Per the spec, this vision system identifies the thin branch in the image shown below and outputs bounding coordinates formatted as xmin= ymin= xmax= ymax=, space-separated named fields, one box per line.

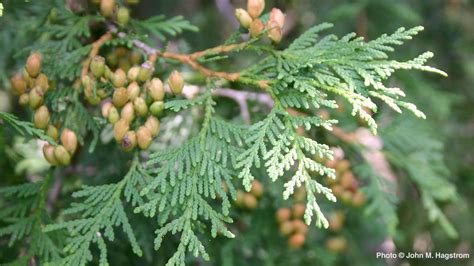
xmin=115 ymin=31 xmax=269 ymax=89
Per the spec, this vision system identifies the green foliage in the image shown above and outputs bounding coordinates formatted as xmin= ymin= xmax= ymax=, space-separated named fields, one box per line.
xmin=0 ymin=172 xmax=63 ymax=264
xmin=130 ymin=16 xmax=198 ymax=41
xmin=381 ymin=116 xmax=458 ymax=238
xmin=0 ymin=112 xmax=54 ymax=144
xmin=44 ymin=157 xmax=145 ymax=266
xmin=0 ymin=1 xmax=461 ymax=265
xmin=137 ymin=88 xmax=238 ymax=265
xmin=355 ymin=163 xmax=399 ymax=236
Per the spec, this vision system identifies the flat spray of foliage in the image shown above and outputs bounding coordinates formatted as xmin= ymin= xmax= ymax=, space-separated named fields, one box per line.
xmin=0 ymin=1 xmax=452 ymax=266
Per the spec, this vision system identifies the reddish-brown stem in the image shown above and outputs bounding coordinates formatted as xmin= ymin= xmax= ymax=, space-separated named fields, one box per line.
xmin=158 ymin=51 xmax=240 ymax=81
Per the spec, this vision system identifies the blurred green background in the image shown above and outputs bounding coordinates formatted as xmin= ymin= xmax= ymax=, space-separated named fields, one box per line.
xmin=0 ymin=0 xmax=473 ymax=265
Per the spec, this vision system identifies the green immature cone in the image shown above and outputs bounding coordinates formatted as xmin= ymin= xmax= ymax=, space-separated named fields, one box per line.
xmin=148 ymin=78 xmax=165 ymax=101
xmin=149 ymin=101 xmax=164 ymax=116
xmin=34 ymin=105 xmax=49 ymax=130
xmin=112 ymin=87 xmax=129 ymax=108
xmin=90 ymin=56 xmax=106 ymax=78
xmin=136 ymin=126 xmax=152 ymax=150
xmin=168 ymin=70 xmax=184 ymax=95
xmin=18 ymin=94 xmax=29 ymax=106
xmin=127 ymin=82 xmax=140 ymax=101
xmin=43 ymin=144 xmax=59 ymax=166
xmin=54 ymin=145 xmax=71 ymax=166
xmin=127 ymin=66 xmax=140 ymax=81
xmin=249 ymin=19 xmax=264 ymax=38
xmin=134 ymin=97 xmax=148 ymax=117
xmin=25 ymin=52 xmax=41 ymax=78
xmin=121 ymin=102 xmax=135 ymax=123
xmin=112 ymin=69 xmax=127 ymax=87
xmin=108 ymin=107 xmax=120 ymax=124
xmin=86 ymin=95 xmax=101 ymax=106
xmin=121 ymin=131 xmax=137 ymax=152
xmin=46 ymin=125 xmax=58 ymax=141
xmin=61 ymin=128 xmax=78 ymax=154
xmin=144 ymin=116 xmax=160 ymax=137
xmin=138 ymin=61 xmax=154 ymax=82
xmin=22 ymin=68 xmax=35 ymax=88
xmin=117 ymin=7 xmax=130 ymax=25
xmin=100 ymin=0 xmax=115 ymax=18
xmin=104 ymin=66 xmax=112 ymax=79
xmin=35 ymin=74 xmax=49 ymax=93
xmin=29 ymin=87 xmax=44 ymax=109
xmin=247 ymin=0 xmax=265 ymax=19
xmin=10 ymin=74 xmax=27 ymax=95
xmin=235 ymin=8 xmax=253 ymax=29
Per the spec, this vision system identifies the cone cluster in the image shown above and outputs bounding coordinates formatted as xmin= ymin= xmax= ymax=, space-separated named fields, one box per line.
xmin=11 ymin=53 xmax=79 ymax=166
xmin=322 ymin=156 xmax=366 ymax=207
xmin=234 ymin=180 xmax=263 ymax=210
xmin=91 ymin=0 xmax=138 ymax=25
xmin=235 ymin=1 xmax=285 ymax=43
xmin=85 ymin=46 xmax=184 ymax=152
xmin=275 ymin=198 xmax=309 ymax=249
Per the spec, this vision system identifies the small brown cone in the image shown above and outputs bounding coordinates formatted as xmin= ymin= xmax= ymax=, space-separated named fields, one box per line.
xmin=26 ymin=52 xmax=41 ymax=78
xmin=279 ymin=221 xmax=295 ymax=236
xmin=29 ymin=87 xmax=44 ymax=109
xmin=250 ymin=180 xmax=263 ymax=198
xmin=292 ymin=203 xmax=305 ymax=219
xmin=100 ymin=0 xmax=116 ymax=17
xmin=61 ymin=128 xmax=78 ymax=154
xmin=275 ymin=208 xmax=291 ymax=224
xmin=127 ymin=66 xmax=140 ymax=81
xmin=144 ymin=116 xmax=160 ymax=137
xmin=133 ymin=97 xmax=148 ymax=117
xmin=112 ymin=69 xmax=127 ymax=87
xmin=43 ymin=144 xmax=59 ymax=165
xmin=112 ymin=87 xmax=129 ymax=108
xmin=137 ymin=126 xmax=152 ymax=150
xmin=127 ymin=82 xmax=140 ymax=101
xmin=249 ymin=19 xmax=264 ymax=38
xmin=46 ymin=125 xmax=59 ymax=141
xmin=148 ymin=78 xmax=165 ymax=101
xmin=288 ymin=233 xmax=305 ymax=249
xmin=247 ymin=0 xmax=265 ymax=19
xmin=10 ymin=74 xmax=27 ymax=95
xmin=101 ymin=102 xmax=114 ymax=118
xmin=168 ymin=70 xmax=184 ymax=95
xmin=54 ymin=145 xmax=71 ymax=166
xmin=35 ymin=74 xmax=50 ymax=93
xmin=121 ymin=102 xmax=135 ymax=123
xmin=114 ymin=119 xmax=129 ymax=142
xmin=243 ymin=193 xmax=257 ymax=210
xmin=121 ymin=131 xmax=137 ymax=152
xmin=33 ymin=105 xmax=49 ymax=130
